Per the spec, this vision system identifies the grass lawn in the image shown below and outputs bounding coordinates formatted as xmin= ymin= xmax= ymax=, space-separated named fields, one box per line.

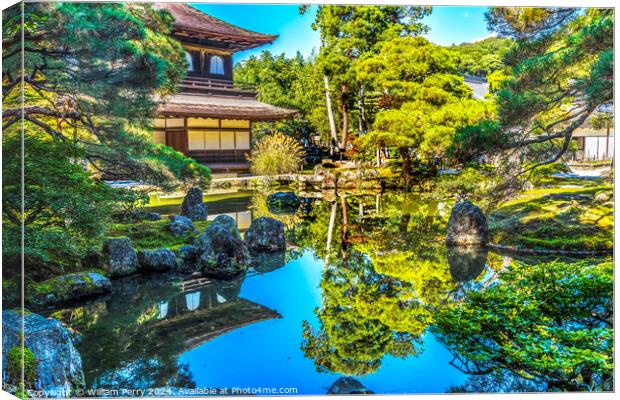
xmin=488 ymin=178 xmax=613 ymax=252
xmin=108 ymin=219 xmax=211 ymax=251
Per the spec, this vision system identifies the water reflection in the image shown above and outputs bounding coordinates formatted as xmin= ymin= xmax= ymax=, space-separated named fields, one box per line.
xmin=45 ymin=189 xmax=604 ymax=394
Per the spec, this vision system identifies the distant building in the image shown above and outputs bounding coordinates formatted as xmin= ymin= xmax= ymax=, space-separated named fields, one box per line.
xmin=153 ymin=3 xmax=297 ymax=173
xmin=463 ymin=76 xmax=614 ymax=162
xmin=571 ymin=117 xmax=614 ymax=161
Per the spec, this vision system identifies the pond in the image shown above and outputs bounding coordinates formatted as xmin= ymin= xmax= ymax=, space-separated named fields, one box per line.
xmin=47 ymin=189 xmax=603 ymax=395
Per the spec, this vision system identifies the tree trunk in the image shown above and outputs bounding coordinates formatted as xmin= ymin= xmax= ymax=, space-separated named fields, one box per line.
xmin=358 ymin=86 xmax=365 ymax=133
xmin=340 ymin=99 xmax=349 ymax=152
xmin=606 ymin=126 xmax=610 ymax=159
xmin=324 ymin=201 xmax=338 ymax=265
xmin=323 ymin=75 xmax=338 ymax=155
xmin=400 ymin=146 xmax=412 ymax=187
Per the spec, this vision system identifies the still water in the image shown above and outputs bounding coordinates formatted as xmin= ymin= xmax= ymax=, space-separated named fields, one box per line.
xmin=48 ymin=189 xmax=576 ymax=395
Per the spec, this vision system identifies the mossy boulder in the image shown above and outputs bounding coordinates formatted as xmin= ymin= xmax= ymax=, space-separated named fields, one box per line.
xmin=244 ymin=217 xmax=286 ymax=253
xmin=102 ymin=237 xmax=138 ymax=277
xmin=211 ymin=215 xmax=241 ymax=239
xmin=2 ymin=310 xmax=85 ymax=396
xmin=138 ymin=249 xmax=177 ymax=273
xmin=167 ymin=215 xmax=195 ymax=237
xmin=195 ymin=218 xmax=248 ymax=279
xmin=175 ymin=245 xmax=200 ymax=274
xmin=26 ymin=272 xmax=112 ymax=308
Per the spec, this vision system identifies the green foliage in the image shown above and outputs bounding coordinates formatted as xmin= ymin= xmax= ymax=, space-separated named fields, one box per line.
xmin=488 ymin=181 xmax=613 ymax=252
xmin=433 ymin=260 xmax=613 ymax=391
xmin=2 ymin=134 xmax=116 ymax=275
xmin=8 ymin=345 xmax=37 ymax=388
xmin=148 ymin=144 xmax=211 ymax=189
xmin=526 ymin=162 xmax=570 ymax=187
xmin=476 ymin=8 xmax=614 ymax=168
xmin=448 ymin=120 xmax=505 ymax=164
xmin=249 ymin=133 xmax=305 ymax=176
xmin=450 ymin=37 xmax=513 ymax=77
xmin=108 ymin=220 xmax=212 ymax=251
xmin=357 ymin=36 xmax=493 ymax=162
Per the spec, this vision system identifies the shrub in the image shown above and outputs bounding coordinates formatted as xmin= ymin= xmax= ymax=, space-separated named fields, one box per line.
xmin=249 ymin=133 xmax=305 ymax=176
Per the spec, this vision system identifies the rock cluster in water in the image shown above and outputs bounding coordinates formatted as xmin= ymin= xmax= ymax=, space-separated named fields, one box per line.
xmin=195 ymin=216 xmax=248 ymax=279
xmin=244 ymin=217 xmax=286 ymax=253
xmin=446 ymin=200 xmax=489 ymax=246
xmin=2 ymin=310 xmax=85 ymax=397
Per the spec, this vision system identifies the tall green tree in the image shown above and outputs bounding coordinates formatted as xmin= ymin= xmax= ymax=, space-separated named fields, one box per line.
xmin=2 ymin=2 xmax=209 ymax=276
xmin=357 ymin=37 xmax=492 ymax=184
xmin=303 ymin=5 xmax=432 ymax=152
xmin=463 ymin=8 xmax=613 ymax=171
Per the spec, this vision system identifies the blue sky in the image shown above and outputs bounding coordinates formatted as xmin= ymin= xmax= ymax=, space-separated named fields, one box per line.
xmin=191 ymin=3 xmax=493 ymax=63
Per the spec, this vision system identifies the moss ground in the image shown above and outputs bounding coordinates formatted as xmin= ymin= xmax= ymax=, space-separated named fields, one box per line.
xmin=488 ymin=178 xmax=613 ymax=252
xmin=107 ymin=219 xmax=212 ymax=251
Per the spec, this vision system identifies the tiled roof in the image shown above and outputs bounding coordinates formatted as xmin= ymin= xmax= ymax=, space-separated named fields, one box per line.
xmin=158 ymin=93 xmax=298 ymax=121
xmin=155 ymin=3 xmax=277 ymax=50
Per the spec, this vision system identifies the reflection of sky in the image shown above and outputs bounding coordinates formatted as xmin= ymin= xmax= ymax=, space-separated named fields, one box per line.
xmin=178 ymin=251 xmax=467 ymax=395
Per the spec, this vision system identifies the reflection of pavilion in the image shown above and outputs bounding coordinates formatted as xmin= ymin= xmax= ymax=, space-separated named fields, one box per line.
xmin=149 ymin=278 xmax=281 ymax=351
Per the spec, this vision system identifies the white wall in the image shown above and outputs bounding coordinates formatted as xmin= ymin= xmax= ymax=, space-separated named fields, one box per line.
xmin=584 ymin=136 xmax=614 ymax=160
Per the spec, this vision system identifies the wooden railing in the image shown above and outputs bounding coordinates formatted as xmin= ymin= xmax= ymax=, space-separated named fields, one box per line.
xmin=187 ymin=149 xmax=250 ymax=163
xmin=179 ymin=76 xmax=256 ymax=97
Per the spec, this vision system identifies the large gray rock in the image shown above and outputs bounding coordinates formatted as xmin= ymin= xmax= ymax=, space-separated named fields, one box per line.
xmin=266 ymin=192 xmax=301 ymax=214
xmin=167 ymin=215 xmax=195 ymax=237
xmin=195 ymin=222 xmax=248 ymax=280
xmin=212 ymin=215 xmax=241 ymax=239
xmin=327 ymin=377 xmax=373 ymax=395
xmin=2 ymin=310 xmax=85 ymax=397
xmin=138 ymin=249 xmax=177 ymax=273
xmin=446 ymin=200 xmax=490 ymax=246
xmin=181 ymin=187 xmax=207 ymax=221
xmin=102 ymin=237 xmax=138 ymax=278
xmin=26 ymin=272 xmax=112 ymax=308
xmin=176 ymin=245 xmax=199 ymax=274
xmin=244 ymin=217 xmax=286 ymax=253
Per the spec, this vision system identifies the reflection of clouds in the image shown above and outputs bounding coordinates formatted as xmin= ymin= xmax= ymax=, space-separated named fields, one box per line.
xmin=185 ymin=292 xmax=200 ymax=311
xmin=158 ymin=302 xmax=168 ymax=319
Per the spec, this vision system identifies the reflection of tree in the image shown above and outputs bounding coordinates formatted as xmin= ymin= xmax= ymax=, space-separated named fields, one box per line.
xmin=299 ymin=192 xmax=487 ymax=376
xmin=433 ymin=260 xmax=613 ymax=392
xmin=249 ymin=192 xmax=303 ymax=230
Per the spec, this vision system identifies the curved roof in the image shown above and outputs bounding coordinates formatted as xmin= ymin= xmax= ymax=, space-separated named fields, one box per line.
xmin=156 ymin=3 xmax=278 ymax=51
xmin=158 ymin=93 xmax=298 ymax=121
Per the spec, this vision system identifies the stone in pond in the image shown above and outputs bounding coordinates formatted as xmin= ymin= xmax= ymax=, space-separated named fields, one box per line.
xmin=168 ymin=215 xmax=195 ymax=237
xmin=176 ymin=245 xmax=200 ymax=274
xmin=138 ymin=249 xmax=177 ymax=273
xmin=266 ymin=192 xmax=301 ymax=214
xmin=135 ymin=211 xmax=161 ymax=221
xmin=102 ymin=237 xmax=138 ymax=278
xmin=244 ymin=217 xmax=286 ymax=253
xmin=26 ymin=272 xmax=112 ymax=308
xmin=446 ymin=200 xmax=489 ymax=246
xmin=327 ymin=377 xmax=373 ymax=395
xmin=181 ymin=187 xmax=208 ymax=221
xmin=2 ymin=310 xmax=85 ymax=396
xmin=196 ymin=223 xmax=248 ymax=279
xmin=447 ymin=246 xmax=488 ymax=282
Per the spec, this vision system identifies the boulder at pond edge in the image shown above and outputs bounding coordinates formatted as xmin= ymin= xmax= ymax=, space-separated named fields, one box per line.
xmin=244 ymin=217 xmax=286 ymax=253
xmin=2 ymin=310 xmax=85 ymax=397
xmin=102 ymin=237 xmax=138 ymax=278
xmin=26 ymin=272 xmax=112 ymax=308
xmin=195 ymin=219 xmax=248 ymax=279
xmin=446 ymin=200 xmax=490 ymax=246
xmin=138 ymin=249 xmax=177 ymax=273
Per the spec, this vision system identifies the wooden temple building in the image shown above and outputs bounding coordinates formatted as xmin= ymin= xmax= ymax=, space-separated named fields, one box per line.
xmin=153 ymin=3 xmax=297 ymax=172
